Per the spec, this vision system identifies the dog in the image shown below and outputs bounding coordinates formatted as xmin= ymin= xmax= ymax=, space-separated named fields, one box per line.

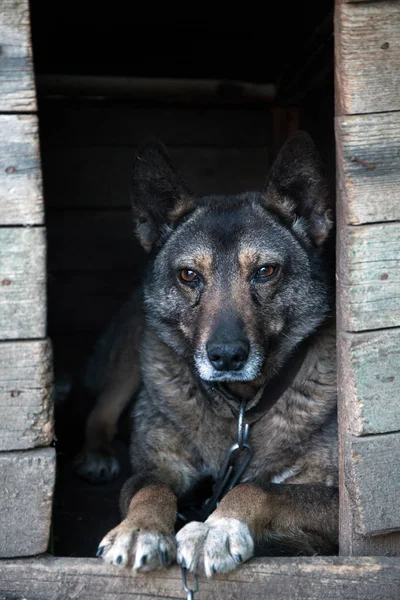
xmin=75 ymin=132 xmax=338 ymax=576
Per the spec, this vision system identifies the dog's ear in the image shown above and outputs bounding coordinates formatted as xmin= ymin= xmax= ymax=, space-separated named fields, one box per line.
xmin=263 ymin=131 xmax=332 ymax=245
xmin=131 ymin=139 xmax=195 ymax=252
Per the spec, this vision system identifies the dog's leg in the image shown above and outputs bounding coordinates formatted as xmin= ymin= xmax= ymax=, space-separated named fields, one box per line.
xmin=176 ymin=483 xmax=338 ymax=577
xmin=97 ymin=476 xmax=178 ymax=571
xmin=74 ymin=371 xmax=140 ymax=483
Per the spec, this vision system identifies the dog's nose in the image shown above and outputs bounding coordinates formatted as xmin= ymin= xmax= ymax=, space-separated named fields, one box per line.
xmin=206 ymin=341 xmax=249 ymax=371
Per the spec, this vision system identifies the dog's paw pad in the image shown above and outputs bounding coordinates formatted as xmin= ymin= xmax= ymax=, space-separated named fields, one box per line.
xmin=74 ymin=451 xmax=120 ymax=483
xmin=98 ymin=523 xmax=176 ymax=572
xmin=176 ymin=517 xmax=254 ymax=577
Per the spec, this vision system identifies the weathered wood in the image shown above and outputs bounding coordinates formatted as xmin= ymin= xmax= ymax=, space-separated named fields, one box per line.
xmin=343 ymin=432 xmax=400 ymax=537
xmin=0 ymin=227 xmax=46 ymax=340
xmin=0 ymin=0 xmax=36 ymax=112
xmin=339 ymin=449 xmax=400 ymax=555
xmin=0 ymin=115 xmax=44 ymax=225
xmin=42 ymin=146 xmax=269 ymax=208
xmin=39 ymin=101 xmax=273 ymax=147
xmin=0 ymin=555 xmax=400 ymax=600
xmin=0 ymin=448 xmax=55 ymax=557
xmin=338 ymin=329 xmax=400 ymax=435
xmin=336 ymin=1 xmax=400 ymax=115
xmin=0 ymin=339 xmax=53 ymax=450
xmin=48 ymin=272 xmax=138 ymax=334
xmin=336 ymin=112 xmax=400 ymax=224
xmin=338 ymin=222 xmax=400 ymax=331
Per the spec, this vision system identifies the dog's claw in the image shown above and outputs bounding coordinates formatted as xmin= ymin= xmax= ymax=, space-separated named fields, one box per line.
xmin=116 ymin=554 xmax=123 ymax=565
xmin=233 ymin=553 xmax=243 ymax=563
xmin=211 ymin=565 xmax=217 ymax=574
xmin=180 ymin=556 xmax=186 ymax=569
xmin=161 ymin=549 xmax=169 ymax=565
xmin=96 ymin=545 xmax=105 ymax=557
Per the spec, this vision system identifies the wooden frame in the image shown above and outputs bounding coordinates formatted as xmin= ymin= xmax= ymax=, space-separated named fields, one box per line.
xmin=1 ymin=0 xmax=400 ymax=597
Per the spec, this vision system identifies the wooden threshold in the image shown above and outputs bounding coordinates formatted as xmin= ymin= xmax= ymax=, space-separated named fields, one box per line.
xmin=0 ymin=555 xmax=399 ymax=599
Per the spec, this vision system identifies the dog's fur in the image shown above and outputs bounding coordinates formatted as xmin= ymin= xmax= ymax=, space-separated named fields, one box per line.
xmin=76 ymin=133 xmax=338 ymax=576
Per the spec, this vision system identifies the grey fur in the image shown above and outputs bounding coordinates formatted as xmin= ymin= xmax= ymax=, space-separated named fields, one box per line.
xmin=94 ymin=132 xmax=338 ymax=562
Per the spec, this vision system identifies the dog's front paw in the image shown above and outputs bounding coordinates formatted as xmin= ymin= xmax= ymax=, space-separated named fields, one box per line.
xmin=74 ymin=449 xmax=120 ymax=483
xmin=176 ymin=516 xmax=254 ymax=578
xmin=98 ymin=520 xmax=176 ymax=572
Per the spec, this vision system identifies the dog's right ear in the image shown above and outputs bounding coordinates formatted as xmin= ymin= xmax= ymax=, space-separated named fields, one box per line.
xmin=131 ymin=139 xmax=195 ymax=252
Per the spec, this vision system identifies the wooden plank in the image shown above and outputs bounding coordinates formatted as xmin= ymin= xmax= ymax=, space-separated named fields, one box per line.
xmin=0 ymin=0 xmax=36 ymax=112
xmin=0 ymin=555 xmax=400 ymax=600
xmin=47 ymin=210 xmax=147 ymax=271
xmin=338 ymin=222 xmax=400 ymax=331
xmin=335 ymin=1 xmax=400 ymax=115
xmin=38 ymin=100 xmax=273 ymax=147
xmin=336 ymin=112 xmax=400 ymax=225
xmin=341 ymin=433 xmax=400 ymax=538
xmin=0 ymin=448 xmax=55 ymax=557
xmin=339 ymin=445 xmax=400 ymax=555
xmin=42 ymin=146 xmax=269 ymax=208
xmin=0 ymin=115 xmax=44 ymax=225
xmin=48 ymin=272 xmax=138 ymax=334
xmin=0 ymin=227 xmax=46 ymax=340
xmin=338 ymin=329 xmax=400 ymax=435
xmin=0 ymin=339 xmax=53 ymax=450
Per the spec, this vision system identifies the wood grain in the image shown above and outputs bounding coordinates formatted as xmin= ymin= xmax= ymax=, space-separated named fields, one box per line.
xmin=0 ymin=115 xmax=44 ymax=225
xmin=336 ymin=1 xmax=400 ymax=114
xmin=0 ymin=227 xmax=46 ymax=340
xmin=0 ymin=0 xmax=36 ymax=112
xmin=338 ymin=329 xmax=400 ymax=435
xmin=42 ymin=146 xmax=269 ymax=208
xmin=39 ymin=100 xmax=273 ymax=147
xmin=0 ymin=339 xmax=53 ymax=450
xmin=0 ymin=448 xmax=55 ymax=557
xmin=342 ymin=432 xmax=400 ymax=537
xmin=336 ymin=112 xmax=400 ymax=224
xmin=0 ymin=555 xmax=399 ymax=599
xmin=338 ymin=222 xmax=400 ymax=331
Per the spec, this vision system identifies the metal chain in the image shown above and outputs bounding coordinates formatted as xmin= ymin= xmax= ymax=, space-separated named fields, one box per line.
xmin=180 ymin=400 xmax=253 ymax=599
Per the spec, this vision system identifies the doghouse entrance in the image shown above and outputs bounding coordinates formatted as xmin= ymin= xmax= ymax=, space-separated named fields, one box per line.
xmin=29 ymin=3 xmax=336 ymax=559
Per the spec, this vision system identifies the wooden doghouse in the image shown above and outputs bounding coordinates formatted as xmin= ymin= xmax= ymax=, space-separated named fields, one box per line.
xmin=0 ymin=0 xmax=399 ymax=597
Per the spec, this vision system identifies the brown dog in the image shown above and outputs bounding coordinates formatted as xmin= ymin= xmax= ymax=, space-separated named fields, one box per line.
xmin=82 ymin=132 xmax=338 ymax=576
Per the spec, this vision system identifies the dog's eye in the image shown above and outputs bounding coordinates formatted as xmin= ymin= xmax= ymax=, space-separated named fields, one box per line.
xmin=179 ymin=268 xmax=199 ymax=284
xmin=254 ymin=265 xmax=279 ymax=282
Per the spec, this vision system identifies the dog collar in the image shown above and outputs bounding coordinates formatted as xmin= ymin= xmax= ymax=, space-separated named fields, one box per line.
xmin=206 ymin=335 xmax=311 ymax=424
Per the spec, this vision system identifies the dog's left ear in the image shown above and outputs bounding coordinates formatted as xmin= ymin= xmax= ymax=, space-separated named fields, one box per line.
xmin=263 ymin=131 xmax=332 ymax=245
xmin=131 ymin=139 xmax=195 ymax=252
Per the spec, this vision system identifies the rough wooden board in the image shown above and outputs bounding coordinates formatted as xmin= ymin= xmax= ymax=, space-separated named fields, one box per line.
xmin=336 ymin=112 xmax=400 ymax=224
xmin=336 ymin=1 xmax=400 ymax=115
xmin=0 ymin=339 xmax=53 ymax=450
xmin=339 ymin=461 xmax=400 ymax=556
xmin=42 ymin=146 xmax=269 ymax=208
xmin=47 ymin=209 xmax=147 ymax=271
xmin=38 ymin=101 xmax=273 ymax=147
xmin=0 ymin=227 xmax=46 ymax=340
xmin=338 ymin=222 xmax=400 ymax=331
xmin=48 ymin=272 xmax=139 ymax=334
xmin=338 ymin=329 xmax=400 ymax=435
xmin=0 ymin=448 xmax=55 ymax=557
xmin=0 ymin=115 xmax=44 ymax=225
xmin=0 ymin=0 xmax=36 ymax=112
xmin=343 ymin=433 xmax=400 ymax=536
xmin=0 ymin=555 xmax=400 ymax=600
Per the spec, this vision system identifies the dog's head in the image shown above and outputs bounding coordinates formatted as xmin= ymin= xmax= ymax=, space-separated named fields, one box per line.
xmin=131 ymin=133 xmax=333 ymax=385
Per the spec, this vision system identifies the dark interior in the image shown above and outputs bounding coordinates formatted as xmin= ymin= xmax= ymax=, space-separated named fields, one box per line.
xmin=29 ymin=1 xmax=335 ymax=558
